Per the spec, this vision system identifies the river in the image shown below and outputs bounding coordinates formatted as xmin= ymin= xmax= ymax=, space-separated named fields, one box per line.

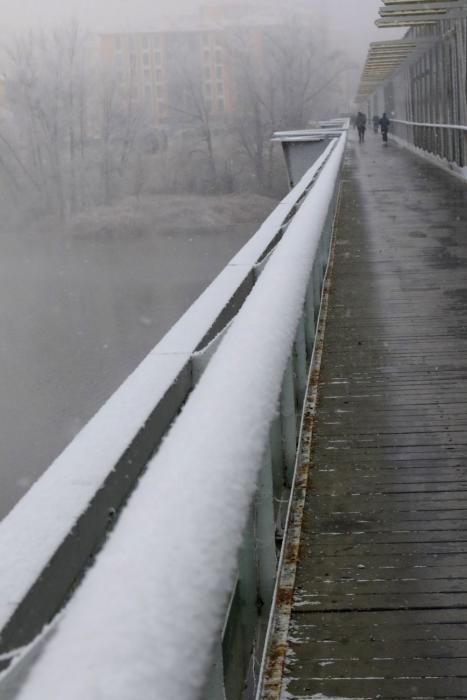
xmin=0 ymin=195 xmax=276 ymax=519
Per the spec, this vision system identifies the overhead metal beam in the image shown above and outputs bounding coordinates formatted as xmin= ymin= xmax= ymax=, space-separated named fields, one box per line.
xmin=377 ymin=0 xmax=467 ymax=25
xmin=377 ymin=16 xmax=442 ymax=26
xmin=383 ymin=0 xmax=466 ymax=8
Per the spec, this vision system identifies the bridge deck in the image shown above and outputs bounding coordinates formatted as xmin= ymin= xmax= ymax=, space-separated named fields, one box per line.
xmin=284 ymin=135 xmax=467 ymax=698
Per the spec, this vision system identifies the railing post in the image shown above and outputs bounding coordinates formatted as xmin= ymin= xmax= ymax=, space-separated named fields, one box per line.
xmin=280 ymin=359 xmax=297 ymax=488
xmin=312 ymin=258 xmax=323 ymax=323
xmin=320 ymin=220 xmax=331 ymax=276
xmin=305 ymin=279 xmax=316 ymax=356
xmin=204 ymin=642 xmax=227 ymax=700
xmin=293 ymin=314 xmax=308 ymax=408
xmin=269 ymin=417 xmax=284 ymax=515
xmin=238 ymin=509 xmax=258 ymax=641
xmin=256 ymin=445 xmax=277 ymax=610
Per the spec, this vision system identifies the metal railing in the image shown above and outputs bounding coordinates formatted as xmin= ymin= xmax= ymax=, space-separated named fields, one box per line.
xmin=0 ymin=125 xmax=347 ymax=700
xmin=391 ymin=118 xmax=467 ymax=170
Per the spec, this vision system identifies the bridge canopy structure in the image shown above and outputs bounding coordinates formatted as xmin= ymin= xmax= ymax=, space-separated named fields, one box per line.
xmin=358 ymin=0 xmax=467 ymax=174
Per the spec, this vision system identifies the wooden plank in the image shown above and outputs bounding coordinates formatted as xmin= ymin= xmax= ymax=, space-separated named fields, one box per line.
xmin=281 ymin=137 xmax=467 ymax=699
xmin=284 ymin=677 xmax=467 ymax=698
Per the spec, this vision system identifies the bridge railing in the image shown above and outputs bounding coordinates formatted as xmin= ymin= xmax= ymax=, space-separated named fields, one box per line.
xmin=391 ymin=118 xmax=467 ymax=174
xmin=0 ymin=127 xmax=347 ymax=700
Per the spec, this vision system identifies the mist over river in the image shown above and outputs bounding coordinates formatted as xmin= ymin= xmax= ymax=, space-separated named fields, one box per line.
xmin=0 ymin=194 xmax=276 ymax=519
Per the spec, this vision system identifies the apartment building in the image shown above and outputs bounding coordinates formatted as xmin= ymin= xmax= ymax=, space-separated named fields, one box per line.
xmin=100 ymin=27 xmax=240 ymax=126
xmin=99 ymin=3 xmax=282 ymax=127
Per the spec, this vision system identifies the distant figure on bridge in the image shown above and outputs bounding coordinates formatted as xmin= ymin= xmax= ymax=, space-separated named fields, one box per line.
xmin=380 ymin=113 xmax=391 ymax=146
xmin=356 ymin=112 xmax=367 ymax=144
xmin=372 ymin=115 xmax=380 ymax=133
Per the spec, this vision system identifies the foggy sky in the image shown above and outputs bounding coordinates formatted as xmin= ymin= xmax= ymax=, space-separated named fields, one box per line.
xmin=0 ymin=0 xmax=400 ymax=65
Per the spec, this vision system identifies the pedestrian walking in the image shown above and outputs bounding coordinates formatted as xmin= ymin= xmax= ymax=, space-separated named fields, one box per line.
xmin=356 ymin=112 xmax=367 ymax=144
xmin=380 ymin=113 xmax=390 ymax=146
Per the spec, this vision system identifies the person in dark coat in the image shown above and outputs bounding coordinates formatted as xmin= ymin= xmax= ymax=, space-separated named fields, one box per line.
xmin=356 ymin=112 xmax=367 ymax=144
xmin=380 ymin=113 xmax=391 ymax=145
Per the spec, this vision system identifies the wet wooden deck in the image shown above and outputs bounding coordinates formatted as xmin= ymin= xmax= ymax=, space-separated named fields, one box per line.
xmin=284 ymin=134 xmax=467 ymax=699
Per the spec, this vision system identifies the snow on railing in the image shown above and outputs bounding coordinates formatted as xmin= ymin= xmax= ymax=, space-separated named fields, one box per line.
xmin=392 ymin=118 xmax=467 ymax=132
xmin=0 ymin=132 xmax=345 ymax=697
xmin=2 ymin=131 xmax=346 ymax=700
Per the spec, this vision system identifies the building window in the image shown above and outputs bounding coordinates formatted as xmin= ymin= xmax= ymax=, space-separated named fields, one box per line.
xmin=218 ymin=98 xmax=224 ymax=112
xmin=144 ymin=68 xmax=151 ymax=83
xmin=143 ymin=52 xmax=150 ymax=66
xmin=217 ymin=81 xmax=224 ymax=96
xmin=152 ymin=35 xmax=160 ymax=48
xmin=154 ymin=50 xmax=162 ymax=65
xmin=215 ymin=48 xmax=222 ymax=64
xmin=216 ymin=65 xmax=223 ymax=80
xmin=141 ymin=35 xmax=149 ymax=50
xmin=156 ymin=68 xmax=163 ymax=82
xmin=205 ymin=82 xmax=212 ymax=96
xmin=205 ymin=66 xmax=211 ymax=80
xmin=156 ymin=86 xmax=164 ymax=98
xmin=204 ymin=49 xmax=210 ymax=62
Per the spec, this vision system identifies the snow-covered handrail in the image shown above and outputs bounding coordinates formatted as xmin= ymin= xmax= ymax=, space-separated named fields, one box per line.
xmin=0 ymin=135 xmax=342 ymax=688
xmin=392 ymin=118 xmax=467 ymax=132
xmin=8 ymin=132 xmax=346 ymax=700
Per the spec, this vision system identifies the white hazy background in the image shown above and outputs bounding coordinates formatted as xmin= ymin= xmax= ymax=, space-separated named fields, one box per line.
xmin=0 ymin=0 xmax=398 ymax=64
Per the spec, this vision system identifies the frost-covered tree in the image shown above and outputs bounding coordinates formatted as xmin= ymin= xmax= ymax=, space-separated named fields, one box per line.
xmin=0 ymin=22 xmax=151 ymax=222
xmin=228 ymin=20 xmax=352 ymax=191
xmin=166 ymin=35 xmax=220 ymax=191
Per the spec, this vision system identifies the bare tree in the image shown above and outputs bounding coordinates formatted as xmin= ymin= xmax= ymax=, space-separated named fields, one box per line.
xmin=228 ymin=21 xmax=351 ymax=192
xmin=0 ymin=23 xmax=151 ymax=223
xmin=167 ymin=37 xmax=221 ymax=191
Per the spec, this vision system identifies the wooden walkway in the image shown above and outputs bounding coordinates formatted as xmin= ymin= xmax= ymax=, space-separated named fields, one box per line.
xmin=283 ymin=135 xmax=467 ymax=699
